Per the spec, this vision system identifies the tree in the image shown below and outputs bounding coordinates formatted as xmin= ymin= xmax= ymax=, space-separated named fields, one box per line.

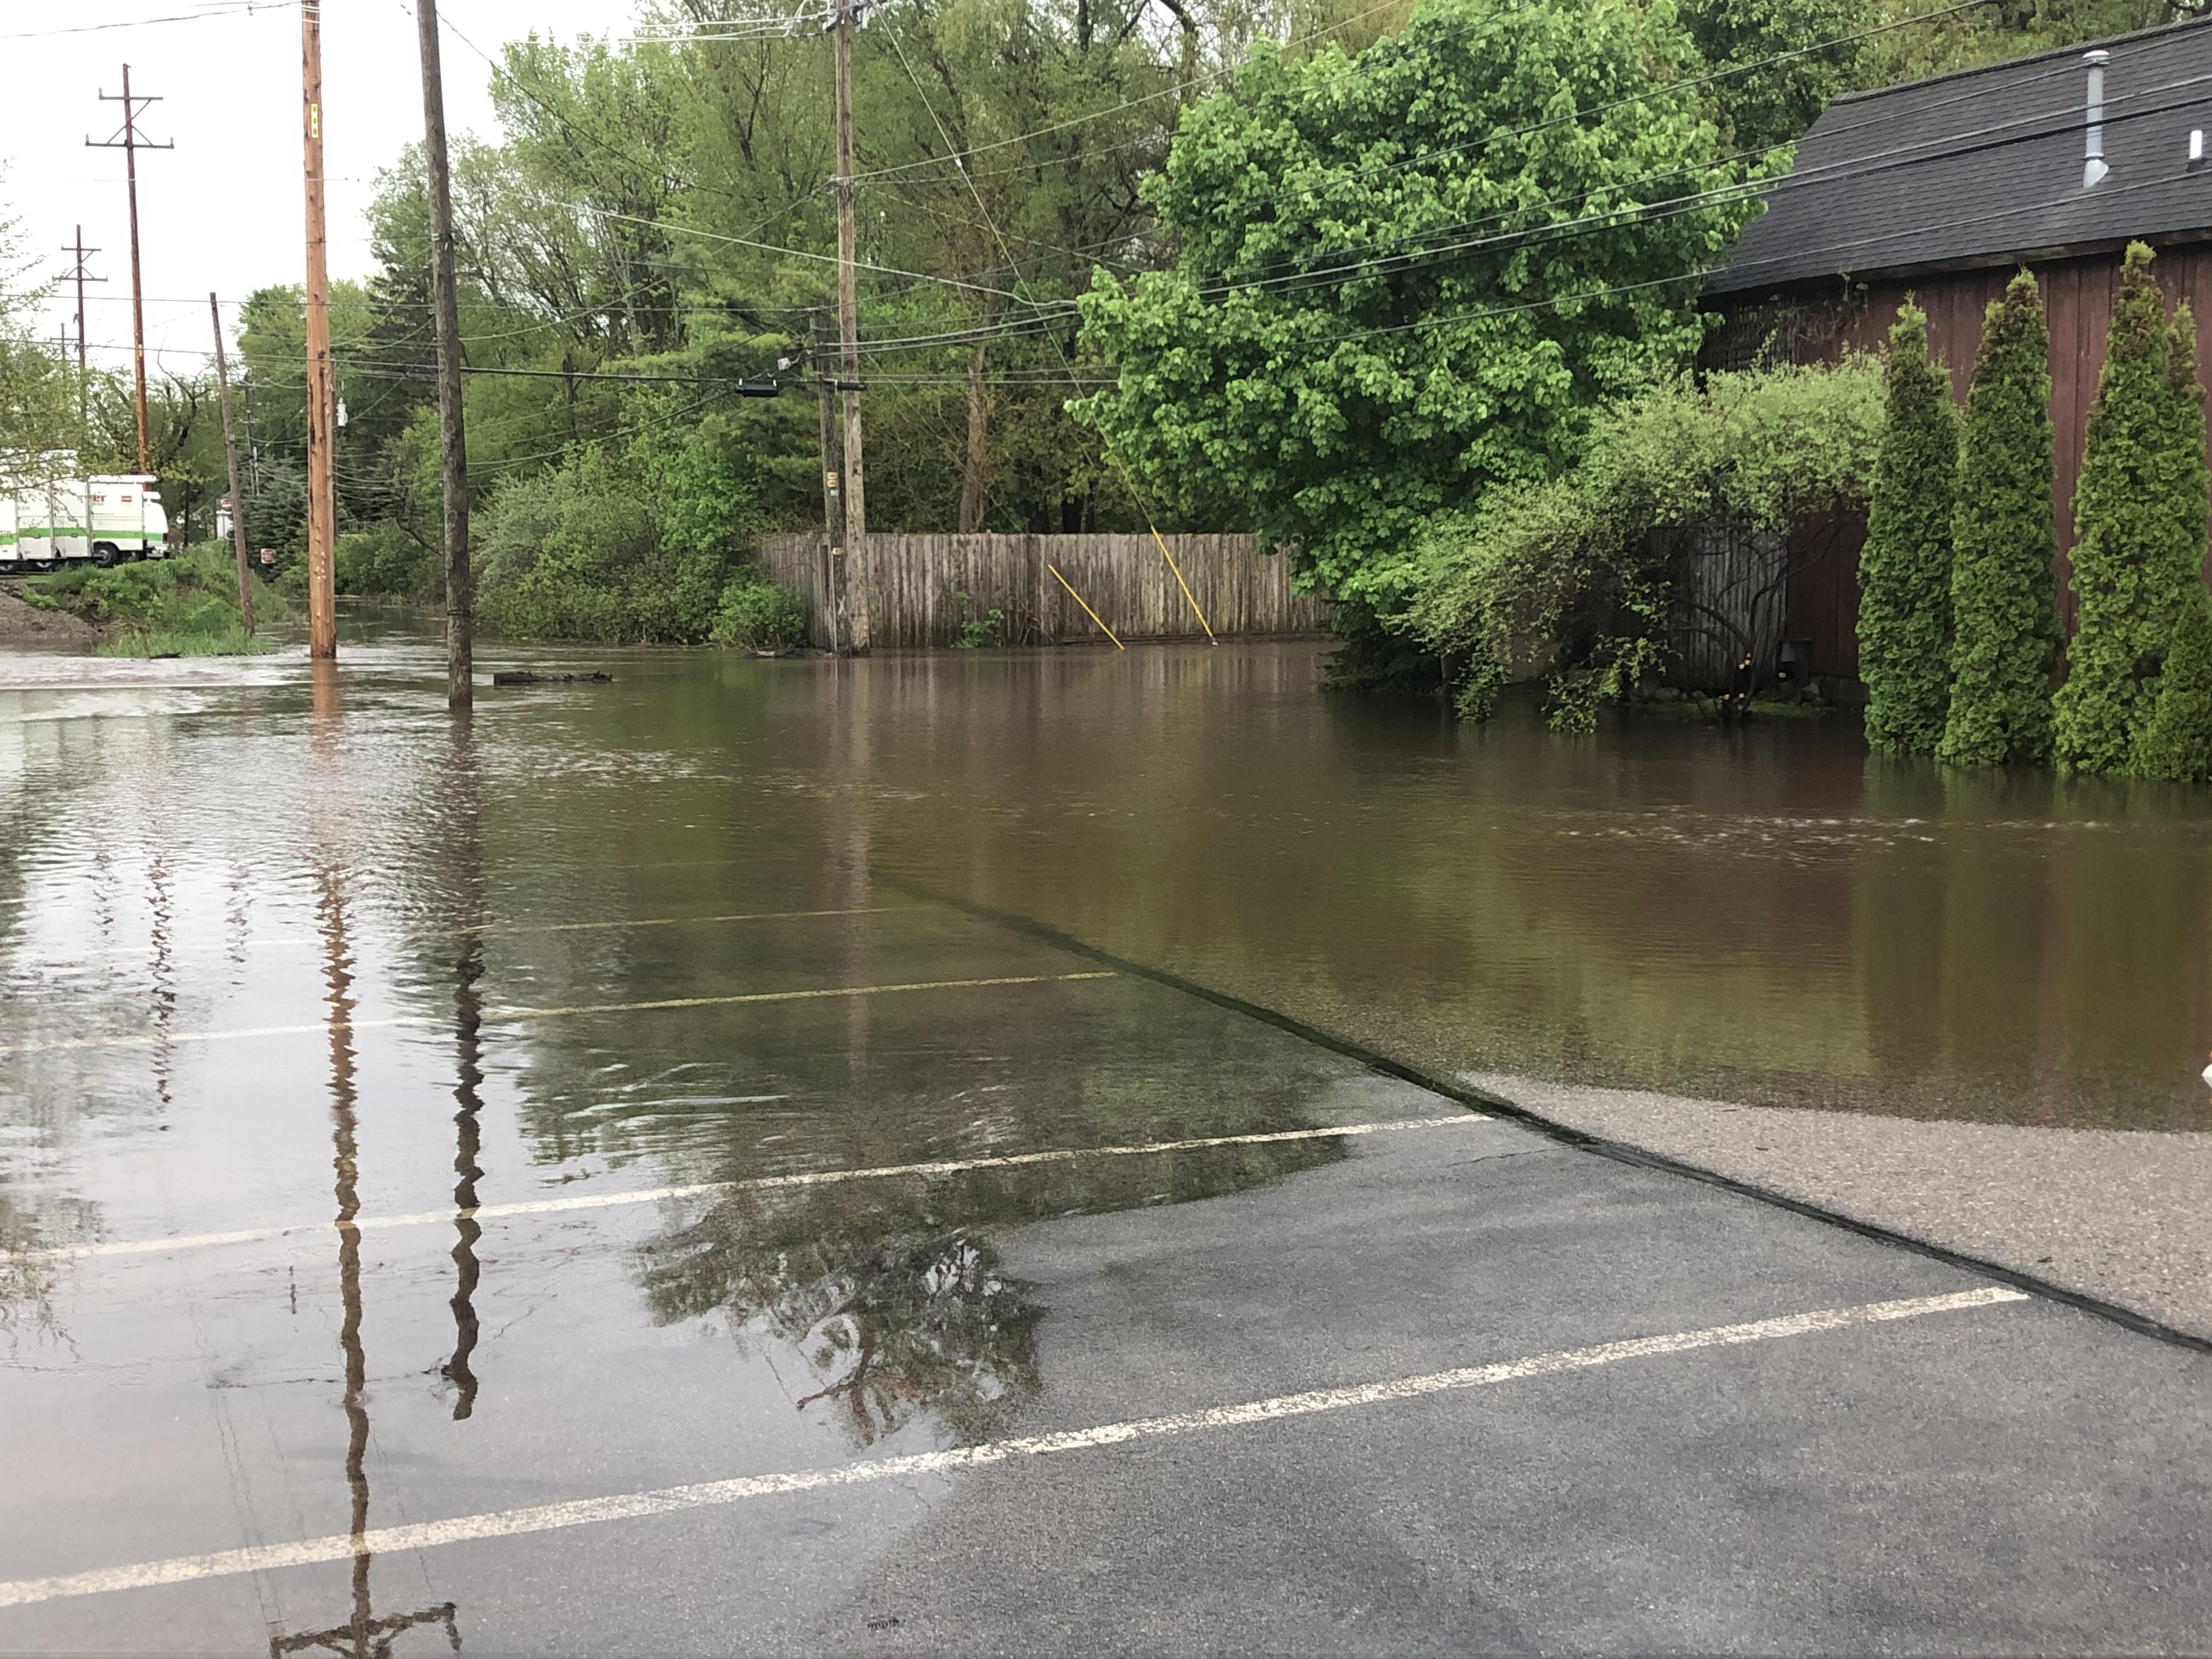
xmin=2053 ymin=244 xmax=2202 ymax=773
xmin=1674 ymin=0 xmax=1873 ymax=155
xmin=1858 ymin=300 xmax=1957 ymax=756
xmin=1076 ymin=0 xmax=1770 ymax=613
xmin=1939 ymin=269 xmax=2059 ymax=769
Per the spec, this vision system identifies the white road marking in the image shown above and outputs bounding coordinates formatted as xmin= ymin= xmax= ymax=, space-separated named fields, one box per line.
xmin=0 ymin=1286 xmax=2031 ymax=1610
xmin=0 ymin=971 xmax=1116 ymax=1057
xmin=24 ymin=1113 xmax=1487 ymax=1263
xmin=67 ymin=905 xmax=918 ymax=960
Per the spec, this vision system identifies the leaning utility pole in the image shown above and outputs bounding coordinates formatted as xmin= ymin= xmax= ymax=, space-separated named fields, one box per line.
xmin=86 ymin=70 xmax=168 ymax=476
xmin=812 ymin=307 xmax=847 ymax=653
xmin=831 ymin=1 xmax=870 ymax=652
xmin=208 ymin=295 xmax=255 ymax=636
xmin=301 ymin=1 xmax=339 ymax=659
xmin=59 ymin=229 xmax=104 ymax=433
xmin=415 ymin=0 xmax=472 ymax=708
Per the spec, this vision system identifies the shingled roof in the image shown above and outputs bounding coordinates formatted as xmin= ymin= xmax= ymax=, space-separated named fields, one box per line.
xmin=1706 ymin=17 xmax=2212 ymax=298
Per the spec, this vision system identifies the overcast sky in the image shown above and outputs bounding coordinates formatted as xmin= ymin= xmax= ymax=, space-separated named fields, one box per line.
xmin=4 ymin=0 xmax=642 ymax=380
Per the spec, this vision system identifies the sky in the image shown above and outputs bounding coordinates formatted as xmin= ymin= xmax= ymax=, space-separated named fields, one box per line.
xmin=3 ymin=0 xmax=644 ymax=380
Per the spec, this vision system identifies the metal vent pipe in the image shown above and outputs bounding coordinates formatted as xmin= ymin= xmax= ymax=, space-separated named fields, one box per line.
xmin=2085 ymin=49 xmax=2111 ymax=189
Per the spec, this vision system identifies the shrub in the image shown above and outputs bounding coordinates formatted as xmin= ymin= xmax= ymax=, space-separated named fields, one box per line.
xmin=472 ymin=404 xmax=761 ymax=645
xmin=2054 ymin=245 xmax=2204 ymax=774
xmin=1403 ymin=358 xmax=1885 ymax=729
xmin=24 ymin=546 xmax=279 ymax=647
xmin=712 ymin=573 xmax=807 ymax=649
xmin=1858 ymin=300 xmax=1957 ymax=756
xmin=2134 ymin=584 xmax=2212 ymax=781
xmin=335 ymin=522 xmax=438 ymax=601
xmin=1939 ymin=270 xmax=2060 ymax=768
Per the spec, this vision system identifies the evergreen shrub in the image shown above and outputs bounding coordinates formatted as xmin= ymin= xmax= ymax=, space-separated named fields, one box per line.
xmin=2053 ymin=244 xmax=2202 ymax=772
xmin=1858 ymin=300 xmax=1957 ymax=755
xmin=1939 ymin=269 xmax=2061 ymax=768
xmin=2135 ymin=584 xmax=2212 ymax=781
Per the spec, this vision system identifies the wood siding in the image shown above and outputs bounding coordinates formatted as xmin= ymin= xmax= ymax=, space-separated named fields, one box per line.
xmin=756 ymin=532 xmax=1333 ymax=650
xmin=1724 ymin=244 xmax=2212 ymax=678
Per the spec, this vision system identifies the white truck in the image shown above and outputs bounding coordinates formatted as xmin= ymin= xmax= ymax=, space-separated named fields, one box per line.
xmin=0 ymin=473 xmax=169 ymax=572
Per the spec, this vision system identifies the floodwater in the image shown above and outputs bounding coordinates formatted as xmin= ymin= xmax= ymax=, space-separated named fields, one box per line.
xmin=3 ymin=619 xmax=2210 ymax=1648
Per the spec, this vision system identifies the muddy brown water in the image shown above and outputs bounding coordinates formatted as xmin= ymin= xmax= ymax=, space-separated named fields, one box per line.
xmin=2 ymin=618 xmax=2209 ymax=1644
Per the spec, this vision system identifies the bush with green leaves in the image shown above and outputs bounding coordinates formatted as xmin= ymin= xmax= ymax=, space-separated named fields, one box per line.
xmin=23 ymin=545 xmax=279 ymax=649
xmin=1939 ymin=270 xmax=2061 ymax=768
xmin=1858 ymin=300 xmax=1957 ymax=755
xmin=475 ymin=400 xmax=761 ymax=644
xmin=334 ymin=522 xmax=438 ymax=601
xmin=2053 ymin=245 xmax=2208 ymax=773
xmin=2134 ymin=583 xmax=2212 ymax=781
xmin=711 ymin=573 xmax=807 ymax=650
xmin=1404 ymin=357 xmax=1884 ymax=729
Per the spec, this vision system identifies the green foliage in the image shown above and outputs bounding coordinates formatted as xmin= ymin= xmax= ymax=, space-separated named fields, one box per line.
xmin=1404 ymin=358 xmax=1884 ymax=727
xmin=24 ymin=546 xmax=283 ymax=650
xmin=1939 ymin=270 xmax=2059 ymax=769
xmin=95 ymin=626 xmax=270 ymax=659
xmin=712 ymin=574 xmax=809 ymax=650
xmin=1858 ymin=300 xmax=1957 ymax=756
xmin=1077 ymin=0 xmax=1771 ymax=610
xmin=2133 ymin=584 xmax=2212 ymax=782
xmin=2052 ymin=245 xmax=2205 ymax=773
xmin=475 ymin=404 xmax=761 ymax=644
xmin=1675 ymin=0 xmax=1873 ymax=154
xmin=335 ymin=523 xmax=438 ymax=600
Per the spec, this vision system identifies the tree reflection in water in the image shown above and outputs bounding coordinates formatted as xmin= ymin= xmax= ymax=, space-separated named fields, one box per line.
xmin=642 ymin=1192 xmax=1044 ymax=1448
xmin=636 ymin=1133 xmax=1347 ymax=1450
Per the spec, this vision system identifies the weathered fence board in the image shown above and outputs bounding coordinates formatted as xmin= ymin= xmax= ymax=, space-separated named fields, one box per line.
xmin=757 ymin=532 xmax=1332 ymax=649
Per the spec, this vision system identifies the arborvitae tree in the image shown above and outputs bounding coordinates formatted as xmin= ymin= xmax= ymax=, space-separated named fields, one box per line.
xmin=2134 ymin=585 xmax=2212 ymax=781
xmin=1939 ymin=269 xmax=2061 ymax=768
xmin=2131 ymin=303 xmax=2212 ymax=779
xmin=2055 ymin=244 xmax=2193 ymax=772
xmin=1859 ymin=300 xmax=1958 ymax=755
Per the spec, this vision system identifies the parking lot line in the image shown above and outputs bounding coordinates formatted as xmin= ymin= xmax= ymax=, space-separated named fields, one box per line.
xmin=0 ymin=1286 xmax=2030 ymax=1611
xmin=28 ymin=1112 xmax=1489 ymax=1263
xmin=0 ymin=971 xmax=1116 ymax=1057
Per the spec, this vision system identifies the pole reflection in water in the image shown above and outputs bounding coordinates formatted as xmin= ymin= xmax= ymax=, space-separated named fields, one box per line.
xmin=270 ymin=673 xmax=460 ymax=1658
xmin=442 ymin=719 xmax=485 ymax=1421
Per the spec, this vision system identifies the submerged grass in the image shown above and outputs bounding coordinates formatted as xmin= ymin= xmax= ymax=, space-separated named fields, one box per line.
xmin=94 ymin=626 xmax=272 ymax=659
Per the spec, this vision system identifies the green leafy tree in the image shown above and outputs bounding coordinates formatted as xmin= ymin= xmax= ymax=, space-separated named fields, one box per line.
xmin=1077 ymin=0 xmax=1770 ymax=612
xmin=2054 ymin=244 xmax=2203 ymax=773
xmin=2134 ymin=584 xmax=2212 ymax=782
xmin=1675 ymin=0 xmax=1873 ymax=154
xmin=1858 ymin=300 xmax=1957 ymax=756
xmin=1939 ymin=269 xmax=2059 ymax=769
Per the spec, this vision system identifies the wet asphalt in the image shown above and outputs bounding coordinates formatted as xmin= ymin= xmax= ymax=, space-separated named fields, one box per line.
xmin=7 ymin=636 xmax=2212 ymax=1655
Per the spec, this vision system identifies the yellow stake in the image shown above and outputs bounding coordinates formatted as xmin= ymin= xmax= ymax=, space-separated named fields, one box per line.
xmin=1150 ymin=525 xmax=1216 ymax=644
xmin=1048 ymin=563 xmax=1125 ymax=650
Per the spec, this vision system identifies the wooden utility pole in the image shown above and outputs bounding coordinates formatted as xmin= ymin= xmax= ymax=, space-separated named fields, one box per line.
xmin=812 ymin=307 xmax=846 ymax=653
xmin=831 ymin=2 xmax=870 ymax=652
xmin=87 ymin=70 xmax=168 ymax=476
xmin=59 ymin=229 xmax=104 ymax=434
xmin=415 ymin=0 xmax=472 ymax=708
xmin=301 ymin=1 xmax=338 ymax=659
xmin=208 ymin=294 xmax=255 ymax=636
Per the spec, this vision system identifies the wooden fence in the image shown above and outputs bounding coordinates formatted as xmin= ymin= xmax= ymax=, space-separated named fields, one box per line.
xmin=756 ymin=532 xmax=1333 ymax=649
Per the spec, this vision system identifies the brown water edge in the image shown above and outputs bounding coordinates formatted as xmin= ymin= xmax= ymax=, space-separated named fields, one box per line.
xmin=7 ymin=622 xmax=2210 ymax=1140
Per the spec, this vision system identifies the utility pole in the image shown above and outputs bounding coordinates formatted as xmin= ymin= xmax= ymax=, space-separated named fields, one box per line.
xmin=831 ymin=1 xmax=870 ymax=652
xmin=59 ymin=229 xmax=104 ymax=435
xmin=208 ymin=294 xmax=256 ymax=636
xmin=812 ymin=308 xmax=846 ymax=653
xmin=414 ymin=0 xmax=472 ymax=709
xmin=86 ymin=69 xmax=169 ymax=476
xmin=301 ymin=1 xmax=338 ymax=659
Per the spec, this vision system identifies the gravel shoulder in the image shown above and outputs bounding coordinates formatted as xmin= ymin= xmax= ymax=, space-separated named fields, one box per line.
xmin=0 ymin=586 xmax=97 ymax=647
xmin=1468 ymin=1070 xmax=2212 ymax=1341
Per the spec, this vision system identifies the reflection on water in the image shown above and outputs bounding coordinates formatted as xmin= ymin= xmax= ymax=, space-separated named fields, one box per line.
xmin=8 ymin=621 xmax=2212 ymax=1643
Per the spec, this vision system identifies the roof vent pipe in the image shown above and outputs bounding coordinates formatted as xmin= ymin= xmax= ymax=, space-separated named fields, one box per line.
xmin=2085 ymin=49 xmax=2111 ymax=189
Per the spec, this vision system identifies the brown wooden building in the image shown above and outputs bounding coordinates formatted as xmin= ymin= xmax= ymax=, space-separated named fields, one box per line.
xmin=1704 ymin=17 xmax=2212 ymax=681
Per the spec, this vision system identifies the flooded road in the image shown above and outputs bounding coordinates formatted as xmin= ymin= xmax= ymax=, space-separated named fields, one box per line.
xmin=7 ymin=622 xmax=2212 ymax=1654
